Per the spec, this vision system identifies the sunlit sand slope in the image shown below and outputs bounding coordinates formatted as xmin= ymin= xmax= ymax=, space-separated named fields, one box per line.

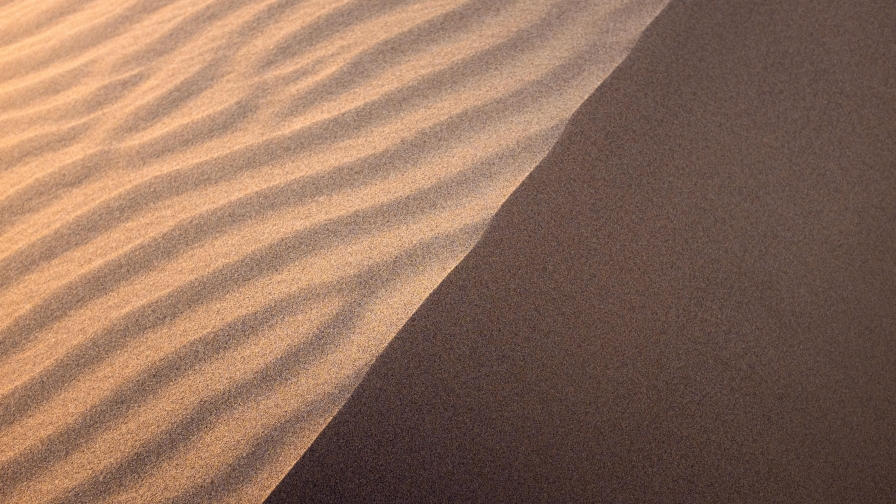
xmin=0 ymin=0 xmax=667 ymax=502
xmin=267 ymin=0 xmax=896 ymax=501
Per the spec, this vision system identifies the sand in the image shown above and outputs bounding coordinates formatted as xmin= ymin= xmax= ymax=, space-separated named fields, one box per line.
xmin=0 ymin=0 xmax=669 ymax=502
xmin=268 ymin=0 xmax=896 ymax=501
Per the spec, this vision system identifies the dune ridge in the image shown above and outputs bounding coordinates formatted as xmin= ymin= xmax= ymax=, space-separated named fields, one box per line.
xmin=0 ymin=0 xmax=668 ymax=501
xmin=266 ymin=0 xmax=896 ymax=501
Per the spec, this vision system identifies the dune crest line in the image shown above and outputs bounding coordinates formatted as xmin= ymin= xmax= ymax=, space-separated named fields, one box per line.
xmin=0 ymin=0 xmax=668 ymax=502
xmin=266 ymin=0 xmax=896 ymax=501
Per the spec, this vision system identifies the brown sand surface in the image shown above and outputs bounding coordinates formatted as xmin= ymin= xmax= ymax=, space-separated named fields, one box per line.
xmin=268 ymin=0 xmax=896 ymax=501
xmin=0 ymin=0 xmax=669 ymax=502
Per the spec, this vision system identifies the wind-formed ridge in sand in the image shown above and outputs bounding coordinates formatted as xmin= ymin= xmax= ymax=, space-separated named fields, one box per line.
xmin=0 ymin=0 xmax=668 ymax=502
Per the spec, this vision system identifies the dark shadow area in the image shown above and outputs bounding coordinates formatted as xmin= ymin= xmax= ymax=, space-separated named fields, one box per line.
xmin=267 ymin=0 xmax=896 ymax=501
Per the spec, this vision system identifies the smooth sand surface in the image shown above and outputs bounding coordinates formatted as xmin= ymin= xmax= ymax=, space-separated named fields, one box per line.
xmin=0 ymin=1 xmax=669 ymax=502
xmin=268 ymin=0 xmax=896 ymax=501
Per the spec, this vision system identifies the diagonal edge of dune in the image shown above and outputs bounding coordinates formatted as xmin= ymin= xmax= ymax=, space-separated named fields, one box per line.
xmin=265 ymin=0 xmax=896 ymax=502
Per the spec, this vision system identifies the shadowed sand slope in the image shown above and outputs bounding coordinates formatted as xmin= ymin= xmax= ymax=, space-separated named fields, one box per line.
xmin=0 ymin=0 xmax=669 ymax=502
xmin=267 ymin=0 xmax=896 ymax=501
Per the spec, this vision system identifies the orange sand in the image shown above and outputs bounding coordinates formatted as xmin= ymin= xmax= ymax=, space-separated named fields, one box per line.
xmin=0 ymin=1 xmax=667 ymax=502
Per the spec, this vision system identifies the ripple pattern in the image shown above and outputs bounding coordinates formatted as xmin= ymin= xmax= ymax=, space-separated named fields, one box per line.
xmin=0 ymin=0 xmax=668 ymax=501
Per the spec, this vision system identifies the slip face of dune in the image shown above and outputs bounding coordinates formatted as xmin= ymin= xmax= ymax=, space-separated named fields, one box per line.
xmin=266 ymin=0 xmax=896 ymax=501
xmin=0 ymin=0 xmax=669 ymax=502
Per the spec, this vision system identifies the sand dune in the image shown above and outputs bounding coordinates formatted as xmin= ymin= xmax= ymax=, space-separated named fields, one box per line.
xmin=0 ymin=0 xmax=668 ymax=502
xmin=268 ymin=0 xmax=896 ymax=501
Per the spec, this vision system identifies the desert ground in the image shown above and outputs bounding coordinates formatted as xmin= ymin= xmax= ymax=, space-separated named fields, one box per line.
xmin=0 ymin=0 xmax=668 ymax=502
xmin=269 ymin=0 xmax=896 ymax=502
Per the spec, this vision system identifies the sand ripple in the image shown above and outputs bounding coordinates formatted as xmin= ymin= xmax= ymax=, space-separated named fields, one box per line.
xmin=0 ymin=0 xmax=667 ymax=501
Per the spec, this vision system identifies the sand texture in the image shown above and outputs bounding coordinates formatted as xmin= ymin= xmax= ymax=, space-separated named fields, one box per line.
xmin=0 ymin=0 xmax=669 ymax=502
xmin=268 ymin=0 xmax=896 ymax=501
